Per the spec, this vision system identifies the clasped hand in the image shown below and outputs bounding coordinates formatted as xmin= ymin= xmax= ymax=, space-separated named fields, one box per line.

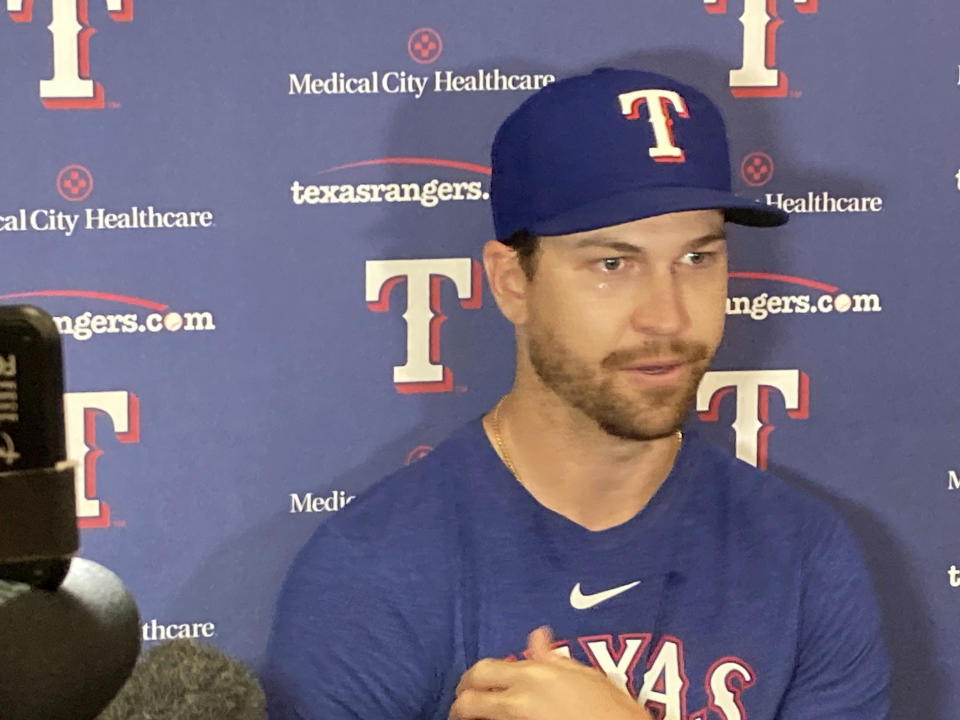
xmin=448 ymin=627 xmax=653 ymax=720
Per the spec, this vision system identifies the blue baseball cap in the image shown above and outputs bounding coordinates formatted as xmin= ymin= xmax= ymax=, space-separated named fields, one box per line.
xmin=490 ymin=68 xmax=788 ymax=241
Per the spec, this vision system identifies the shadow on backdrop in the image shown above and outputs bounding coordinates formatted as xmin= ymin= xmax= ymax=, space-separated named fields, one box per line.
xmin=771 ymin=463 xmax=942 ymax=720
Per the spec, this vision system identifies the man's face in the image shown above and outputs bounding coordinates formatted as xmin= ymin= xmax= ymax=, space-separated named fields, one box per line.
xmin=521 ymin=209 xmax=727 ymax=441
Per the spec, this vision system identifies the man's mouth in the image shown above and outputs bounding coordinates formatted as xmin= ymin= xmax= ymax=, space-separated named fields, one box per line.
xmin=633 ymin=364 xmax=681 ymax=374
xmin=620 ymin=360 xmax=687 ymax=382
xmin=625 ymin=358 xmax=686 ymax=372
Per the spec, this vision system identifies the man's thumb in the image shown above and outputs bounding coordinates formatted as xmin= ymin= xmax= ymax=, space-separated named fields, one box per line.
xmin=526 ymin=625 xmax=555 ymax=661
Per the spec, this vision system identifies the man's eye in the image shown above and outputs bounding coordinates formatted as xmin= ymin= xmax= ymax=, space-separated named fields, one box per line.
xmin=683 ymin=252 xmax=709 ymax=266
xmin=601 ymin=257 xmax=624 ymax=271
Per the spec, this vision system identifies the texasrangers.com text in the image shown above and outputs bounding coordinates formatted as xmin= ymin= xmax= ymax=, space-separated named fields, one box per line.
xmin=290 ymin=178 xmax=485 ymax=208
xmin=53 ymin=310 xmax=216 ymax=341
xmin=727 ymin=291 xmax=882 ymax=321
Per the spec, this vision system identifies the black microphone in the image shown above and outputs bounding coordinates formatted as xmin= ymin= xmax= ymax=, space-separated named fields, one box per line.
xmin=96 ymin=638 xmax=266 ymax=719
xmin=0 ymin=304 xmax=77 ymax=589
xmin=0 ymin=558 xmax=141 ymax=719
xmin=0 ymin=305 xmax=141 ymax=719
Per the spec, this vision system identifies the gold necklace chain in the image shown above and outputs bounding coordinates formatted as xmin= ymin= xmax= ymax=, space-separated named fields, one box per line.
xmin=492 ymin=396 xmax=518 ymax=477
xmin=491 ymin=395 xmax=682 ymax=481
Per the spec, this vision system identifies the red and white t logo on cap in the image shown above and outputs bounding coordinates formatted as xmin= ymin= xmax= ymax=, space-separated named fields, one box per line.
xmin=618 ymin=89 xmax=689 ymax=163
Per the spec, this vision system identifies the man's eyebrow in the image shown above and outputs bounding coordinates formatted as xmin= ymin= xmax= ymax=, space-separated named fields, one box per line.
xmin=573 ymin=238 xmax=644 ymax=253
xmin=687 ymin=231 xmax=727 ymax=248
xmin=573 ymin=231 xmax=726 ymax=253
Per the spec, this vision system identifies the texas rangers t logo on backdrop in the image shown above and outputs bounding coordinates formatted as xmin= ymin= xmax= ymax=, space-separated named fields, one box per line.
xmin=704 ymin=0 xmax=818 ymax=97
xmin=618 ymin=89 xmax=689 ymax=163
xmin=64 ymin=390 xmax=139 ymax=527
xmin=7 ymin=0 xmax=133 ymax=108
xmin=366 ymin=258 xmax=482 ymax=393
xmin=696 ymin=369 xmax=809 ymax=469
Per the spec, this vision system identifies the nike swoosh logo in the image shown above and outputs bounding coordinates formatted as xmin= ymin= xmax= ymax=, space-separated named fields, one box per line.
xmin=569 ymin=580 xmax=641 ymax=610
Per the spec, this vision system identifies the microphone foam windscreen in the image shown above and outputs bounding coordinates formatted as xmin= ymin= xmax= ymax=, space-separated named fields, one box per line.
xmin=96 ymin=638 xmax=265 ymax=720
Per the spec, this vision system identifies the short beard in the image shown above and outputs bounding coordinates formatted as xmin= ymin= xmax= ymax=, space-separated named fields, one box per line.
xmin=526 ymin=325 xmax=711 ymax=441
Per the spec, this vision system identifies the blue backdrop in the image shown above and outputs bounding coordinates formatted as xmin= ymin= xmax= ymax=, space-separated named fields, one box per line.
xmin=0 ymin=2 xmax=955 ymax=717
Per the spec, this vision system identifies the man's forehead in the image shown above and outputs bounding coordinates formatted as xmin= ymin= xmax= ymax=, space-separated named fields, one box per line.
xmin=544 ymin=209 xmax=726 ymax=247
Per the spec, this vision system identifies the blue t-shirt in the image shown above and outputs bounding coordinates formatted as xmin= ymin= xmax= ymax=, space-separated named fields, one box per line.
xmin=265 ymin=419 xmax=889 ymax=720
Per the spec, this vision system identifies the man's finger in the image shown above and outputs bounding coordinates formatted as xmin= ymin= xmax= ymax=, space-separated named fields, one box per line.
xmin=455 ymin=657 xmax=521 ymax=696
xmin=448 ymin=687 xmax=523 ymax=720
xmin=525 ymin=625 xmax=554 ymax=661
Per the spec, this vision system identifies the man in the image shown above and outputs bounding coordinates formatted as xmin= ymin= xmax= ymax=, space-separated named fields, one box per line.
xmin=265 ymin=68 xmax=889 ymax=720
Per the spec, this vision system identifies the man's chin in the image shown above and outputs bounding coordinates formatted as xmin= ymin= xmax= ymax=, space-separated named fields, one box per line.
xmin=597 ymin=421 xmax=685 ymax=442
xmin=586 ymin=383 xmax=697 ymax=441
xmin=589 ymin=403 xmax=689 ymax=442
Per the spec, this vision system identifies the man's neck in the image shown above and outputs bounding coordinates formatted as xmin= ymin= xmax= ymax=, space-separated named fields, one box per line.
xmin=482 ymin=380 xmax=683 ymax=532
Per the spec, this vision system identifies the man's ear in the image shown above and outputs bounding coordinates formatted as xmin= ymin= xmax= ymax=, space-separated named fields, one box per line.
xmin=482 ymin=239 xmax=530 ymax=325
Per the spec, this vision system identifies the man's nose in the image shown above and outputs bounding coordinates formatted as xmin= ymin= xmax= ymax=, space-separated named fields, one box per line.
xmin=627 ymin=268 xmax=689 ymax=336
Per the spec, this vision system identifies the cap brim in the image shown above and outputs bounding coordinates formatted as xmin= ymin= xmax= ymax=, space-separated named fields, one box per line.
xmin=523 ymin=186 xmax=788 ymax=239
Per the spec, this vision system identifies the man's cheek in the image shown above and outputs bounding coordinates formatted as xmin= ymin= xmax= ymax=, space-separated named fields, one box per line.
xmin=690 ymin=285 xmax=727 ymax=352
